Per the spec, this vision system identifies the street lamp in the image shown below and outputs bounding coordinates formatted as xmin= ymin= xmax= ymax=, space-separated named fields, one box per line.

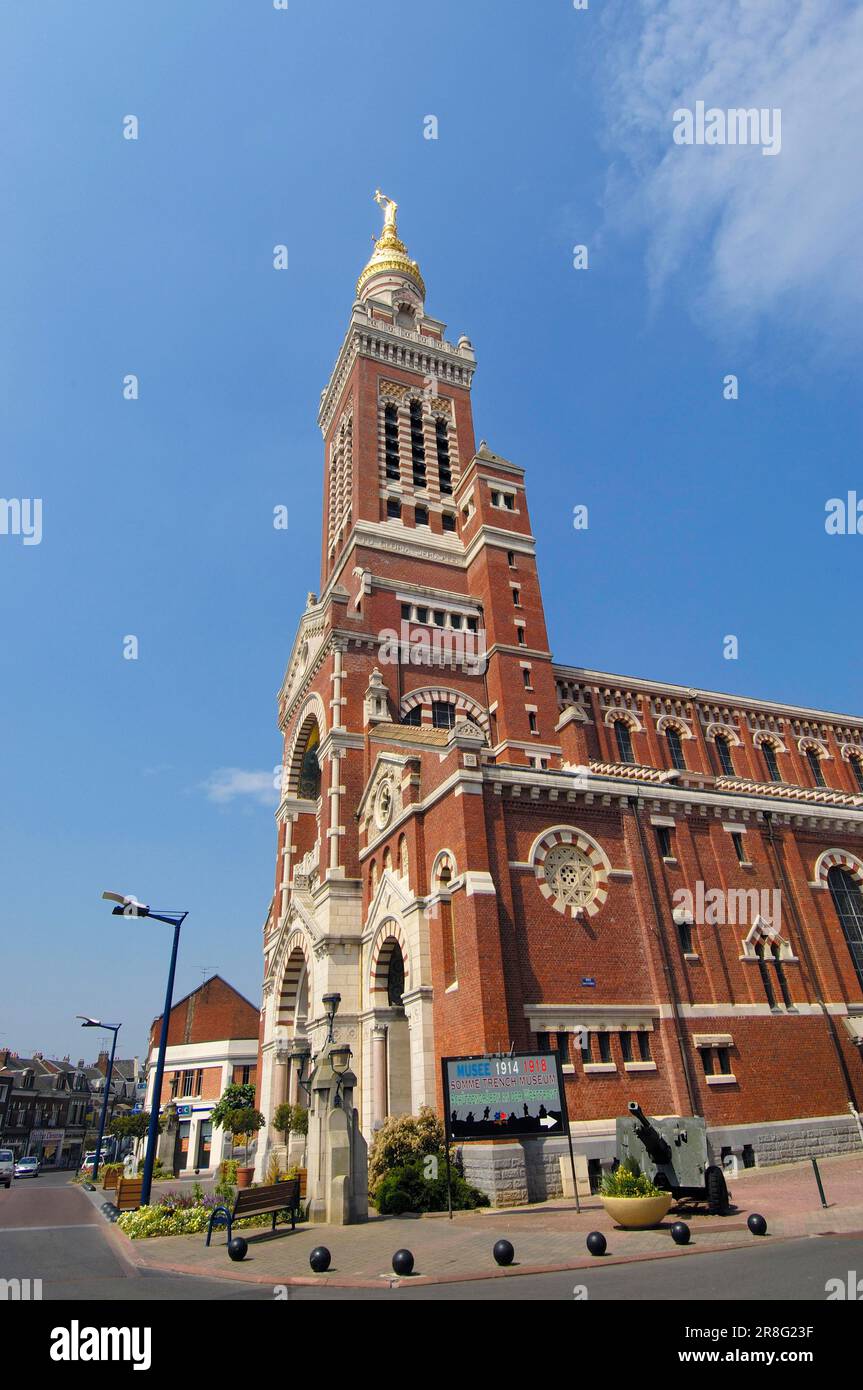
xmin=102 ymin=892 xmax=188 ymax=1207
xmin=77 ymin=1016 xmax=120 ymax=1183
xmin=290 ymin=1040 xmax=312 ymax=1100
xmin=322 ymin=992 xmax=341 ymax=1042
xmin=330 ymin=1044 xmax=352 ymax=1108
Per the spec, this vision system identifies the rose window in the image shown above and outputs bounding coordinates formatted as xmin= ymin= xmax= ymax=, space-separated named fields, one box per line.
xmin=542 ymin=844 xmax=596 ymax=909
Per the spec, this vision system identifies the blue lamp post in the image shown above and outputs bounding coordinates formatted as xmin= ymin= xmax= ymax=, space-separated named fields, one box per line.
xmin=77 ymin=1016 xmax=120 ymax=1182
xmin=102 ymin=892 xmax=188 ymax=1207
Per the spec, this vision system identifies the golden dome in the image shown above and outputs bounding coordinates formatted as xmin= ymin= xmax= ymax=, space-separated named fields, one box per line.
xmin=356 ymin=191 xmax=425 ymax=300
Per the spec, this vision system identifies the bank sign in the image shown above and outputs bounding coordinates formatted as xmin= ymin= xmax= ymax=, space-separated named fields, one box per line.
xmin=442 ymin=1053 xmax=567 ymax=1141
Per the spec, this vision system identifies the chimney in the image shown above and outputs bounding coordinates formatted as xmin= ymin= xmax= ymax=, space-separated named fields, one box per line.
xmin=96 ymin=1050 xmax=110 ymax=1075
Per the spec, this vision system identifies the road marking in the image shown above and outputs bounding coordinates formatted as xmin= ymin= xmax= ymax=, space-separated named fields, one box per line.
xmin=0 ymin=1223 xmax=99 ymax=1233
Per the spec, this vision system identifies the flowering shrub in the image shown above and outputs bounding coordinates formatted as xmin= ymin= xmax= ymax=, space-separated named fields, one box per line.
xmin=117 ymin=1204 xmax=213 ymax=1239
xmin=600 ymin=1166 xmax=663 ymax=1198
xmin=367 ymin=1106 xmax=445 ymax=1198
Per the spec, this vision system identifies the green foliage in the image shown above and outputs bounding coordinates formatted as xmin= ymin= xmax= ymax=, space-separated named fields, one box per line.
xmin=272 ymin=1102 xmax=308 ymax=1142
xmin=210 ymin=1084 xmax=256 ymax=1130
xmin=109 ymin=1112 xmax=159 ymax=1141
xmin=215 ymin=1158 xmax=239 ymax=1201
xmin=368 ymin=1106 xmax=446 ymax=1197
xmin=374 ymin=1155 xmax=489 ymax=1215
xmin=600 ymin=1166 xmax=664 ymax=1198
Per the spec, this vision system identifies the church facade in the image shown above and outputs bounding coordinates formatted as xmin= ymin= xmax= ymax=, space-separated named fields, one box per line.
xmin=254 ymin=195 xmax=863 ymax=1199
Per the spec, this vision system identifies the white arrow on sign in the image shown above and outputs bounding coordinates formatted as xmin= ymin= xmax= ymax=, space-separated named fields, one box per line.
xmin=540 ymin=1115 xmax=557 ymax=1129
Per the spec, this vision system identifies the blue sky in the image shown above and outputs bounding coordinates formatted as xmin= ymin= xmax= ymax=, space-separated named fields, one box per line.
xmin=2 ymin=0 xmax=861 ymax=1062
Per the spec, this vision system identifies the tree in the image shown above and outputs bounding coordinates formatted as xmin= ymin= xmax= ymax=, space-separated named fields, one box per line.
xmin=210 ymin=1083 xmax=256 ymax=1130
xmin=108 ymin=1112 xmax=160 ymax=1142
xmin=223 ymin=1107 xmax=265 ymax=1167
xmin=272 ymin=1102 xmax=308 ymax=1146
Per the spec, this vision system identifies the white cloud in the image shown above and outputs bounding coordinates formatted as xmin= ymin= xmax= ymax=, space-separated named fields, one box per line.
xmin=599 ymin=0 xmax=863 ymax=356
xmin=201 ymin=768 xmax=278 ymax=807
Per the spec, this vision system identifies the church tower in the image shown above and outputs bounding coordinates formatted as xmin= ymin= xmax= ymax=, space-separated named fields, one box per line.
xmin=256 ymin=193 xmax=565 ymax=1176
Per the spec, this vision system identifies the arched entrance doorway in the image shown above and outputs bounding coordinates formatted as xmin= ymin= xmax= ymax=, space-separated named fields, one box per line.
xmin=370 ymin=933 xmax=412 ymax=1122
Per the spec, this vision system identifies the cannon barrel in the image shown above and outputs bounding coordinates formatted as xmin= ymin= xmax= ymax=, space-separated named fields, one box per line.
xmin=627 ymin=1100 xmax=672 ymax=1163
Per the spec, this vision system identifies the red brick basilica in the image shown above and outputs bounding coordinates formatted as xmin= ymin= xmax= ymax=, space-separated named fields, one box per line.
xmin=255 ymin=193 xmax=863 ymax=1201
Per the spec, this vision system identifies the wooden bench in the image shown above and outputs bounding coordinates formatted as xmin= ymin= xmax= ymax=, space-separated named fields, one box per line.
xmin=114 ymin=1176 xmax=144 ymax=1211
xmin=206 ymin=1178 xmax=301 ymax=1247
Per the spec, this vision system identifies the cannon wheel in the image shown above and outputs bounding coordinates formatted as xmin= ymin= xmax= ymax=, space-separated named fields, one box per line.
xmin=705 ymin=1165 xmax=729 ymax=1215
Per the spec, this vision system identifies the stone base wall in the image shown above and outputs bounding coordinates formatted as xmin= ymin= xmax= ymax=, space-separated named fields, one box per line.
xmin=707 ymin=1113 xmax=862 ymax=1168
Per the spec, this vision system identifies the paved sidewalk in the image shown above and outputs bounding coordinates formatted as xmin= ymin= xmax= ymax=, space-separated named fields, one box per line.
xmin=110 ymin=1151 xmax=863 ymax=1288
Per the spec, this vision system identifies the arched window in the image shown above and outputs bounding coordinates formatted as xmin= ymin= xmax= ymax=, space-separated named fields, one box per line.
xmin=850 ymin=756 xmax=863 ymax=794
xmin=383 ymin=846 xmax=392 ymax=873
xmin=666 ymin=726 xmax=686 ymax=771
xmin=614 ymin=720 xmax=634 ymax=764
xmin=297 ymin=725 xmax=321 ymax=800
xmin=398 ymin=835 xmax=409 ymax=877
xmin=409 ymin=400 xmax=426 ymax=487
xmin=386 ymin=944 xmax=405 ymax=1007
xmin=437 ymin=865 xmax=457 ymax=988
xmin=402 ymin=705 xmax=422 ymax=726
xmin=762 ymin=741 xmax=781 ymax=782
xmin=384 ymin=402 xmax=400 ymax=481
xmin=827 ymin=866 xmax=863 ymax=990
xmin=715 ymin=735 xmax=735 ymax=777
xmin=806 ymin=747 xmax=826 ymax=788
xmin=436 ymin=417 xmax=453 ymax=495
xmin=370 ymin=860 xmax=378 ymax=893
xmin=432 ymin=700 xmax=455 ymax=729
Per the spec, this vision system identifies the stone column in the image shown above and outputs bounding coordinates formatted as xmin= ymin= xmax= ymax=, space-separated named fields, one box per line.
xmin=372 ymin=1024 xmax=388 ymax=1127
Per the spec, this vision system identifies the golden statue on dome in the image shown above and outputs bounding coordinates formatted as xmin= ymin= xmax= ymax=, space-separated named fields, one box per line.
xmin=374 ymin=189 xmax=398 ymax=233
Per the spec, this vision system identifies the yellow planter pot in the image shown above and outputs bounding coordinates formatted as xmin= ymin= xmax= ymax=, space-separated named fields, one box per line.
xmin=600 ymin=1193 xmax=672 ymax=1229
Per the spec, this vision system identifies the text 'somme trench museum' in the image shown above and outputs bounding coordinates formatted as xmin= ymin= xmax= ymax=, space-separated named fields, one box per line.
xmin=254 ymin=196 xmax=863 ymax=1202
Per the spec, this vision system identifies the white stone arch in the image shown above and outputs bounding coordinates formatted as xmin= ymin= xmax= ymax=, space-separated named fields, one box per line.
xmin=798 ymin=736 xmax=831 ymax=761
xmin=705 ymin=721 xmax=742 ymax=747
xmin=284 ymin=692 xmax=327 ymax=797
xmin=752 ymin=729 xmax=788 ymax=754
xmin=529 ymin=825 xmax=611 ymax=919
xmin=275 ymin=930 xmax=313 ymax=1032
xmin=604 ymin=707 xmax=643 ymax=733
xmin=813 ymin=847 xmax=863 ymax=890
xmin=400 ymin=686 xmax=490 ymax=735
xmin=430 ymin=848 xmax=458 ymax=890
xmin=656 ymin=714 xmax=694 ymax=739
xmin=839 ymin=743 xmax=863 ymax=763
xmin=368 ymin=917 xmax=411 ymax=1005
xmin=741 ymin=916 xmax=793 ymax=961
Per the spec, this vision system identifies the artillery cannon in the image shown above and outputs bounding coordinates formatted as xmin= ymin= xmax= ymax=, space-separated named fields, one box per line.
xmin=616 ymin=1100 xmax=729 ymax=1214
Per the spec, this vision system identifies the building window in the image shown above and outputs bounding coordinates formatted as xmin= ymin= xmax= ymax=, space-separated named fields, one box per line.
xmin=400 ymin=602 xmax=412 ymax=621
xmin=754 ymin=940 xmax=778 ymax=1009
xmin=656 ymin=825 xmax=673 ymax=859
xmin=666 ymin=726 xmax=686 ymax=771
xmin=614 ymin=720 xmax=634 ymax=763
xmin=169 ymin=1072 xmax=179 ymax=1099
xmin=435 ymin=418 xmax=453 ymax=495
xmin=512 ymin=586 xmax=521 ymax=607
xmin=507 ymin=550 xmax=516 ymax=568
xmin=182 ymin=1071 xmax=195 ymax=1098
xmin=731 ymin=831 xmax=747 ymax=864
xmin=528 ymin=711 xmax=538 ymax=734
xmin=716 ymin=1048 xmax=732 ymax=1076
xmin=442 ymin=511 xmax=456 ymax=532
xmin=700 ymin=1047 xmax=715 ymax=1076
xmin=806 ymin=747 xmax=826 ymax=787
xmin=491 ymin=489 xmax=515 ymax=510
xmin=409 ymin=400 xmax=426 ymax=487
xmin=677 ymin=917 xmax=693 ymax=954
xmin=516 ymin=626 xmax=526 ymax=646
xmin=762 ymin=741 xmax=781 ymax=782
xmin=637 ymin=1031 xmax=652 ymax=1061
xmin=827 ymin=866 xmax=863 ymax=991
xmin=402 ymin=705 xmax=422 ymax=726
xmin=386 ymin=497 xmax=401 ymax=520
xmin=715 ymin=735 xmax=735 ymax=776
xmin=536 ymin=1032 xmax=550 ymax=1052
xmin=620 ymin=1031 xmax=633 ymax=1063
xmin=432 ymin=700 xmax=455 ymax=729
xmin=522 ymin=668 xmax=532 ymax=688
xmin=298 ymin=725 xmax=321 ymax=801
xmin=597 ymin=1032 xmax=612 ymax=1063
xmin=414 ymin=504 xmax=429 ymax=527
xmin=850 ymin=756 xmax=863 ymax=794
xmin=384 ymin=402 xmax=400 ymax=481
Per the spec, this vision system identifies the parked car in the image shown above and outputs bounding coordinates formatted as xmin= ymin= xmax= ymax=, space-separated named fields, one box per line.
xmin=14 ymin=1156 xmax=40 ymax=1179
xmin=0 ymin=1149 xmax=13 ymax=1189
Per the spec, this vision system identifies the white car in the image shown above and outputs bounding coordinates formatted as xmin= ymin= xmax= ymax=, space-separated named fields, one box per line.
xmin=0 ymin=1149 xmax=12 ymax=1189
xmin=14 ymin=1156 xmax=40 ymax=1178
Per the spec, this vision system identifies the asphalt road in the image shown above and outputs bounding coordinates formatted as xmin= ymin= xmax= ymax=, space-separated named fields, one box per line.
xmin=1 ymin=1171 xmax=860 ymax=1302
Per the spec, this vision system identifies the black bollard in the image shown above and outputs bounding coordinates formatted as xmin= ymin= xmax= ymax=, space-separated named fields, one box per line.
xmin=227 ymin=1236 xmax=248 ymax=1262
xmin=493 ymin=1239 xmax=515 ymax=1266
xmin=586 ymin=1230 xmax=607 ymax=1256
xmin=811 ymin=1157 xmax=828 ymax=1209
xmin=392 ymin=1248 xmax=415 ymax=1276
xmin=670 ymin=1221 xmax=690 ymax=1245
xmin=309 ymin=1246 xmax=332 ymax=1272
xmin=747 ymin=1213 xmax=768 ymax=1236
